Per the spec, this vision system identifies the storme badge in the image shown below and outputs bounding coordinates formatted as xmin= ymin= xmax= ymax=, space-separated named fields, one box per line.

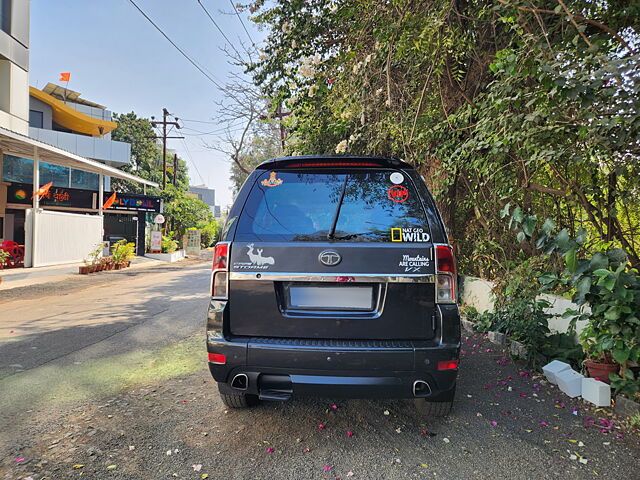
xmin=391 ymin=227 xmax=430 ymax=243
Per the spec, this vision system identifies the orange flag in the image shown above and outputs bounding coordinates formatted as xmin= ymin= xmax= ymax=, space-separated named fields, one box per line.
xmin=102 ymin=191 xmax=117 ymax=210
xmin=32 ymin=182 xmax=53 ymax=198
xmin=59 ymin=72 xmax=71 ymax=82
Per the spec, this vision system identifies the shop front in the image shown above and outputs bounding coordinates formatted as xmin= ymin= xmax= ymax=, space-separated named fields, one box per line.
xmin=0 ymin=126 xmax=158 ymax=267
xmin=103 ymin=192 xmax=162 ymax=256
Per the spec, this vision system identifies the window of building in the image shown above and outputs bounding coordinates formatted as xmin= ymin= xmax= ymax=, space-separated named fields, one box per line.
xmin=71 ymin=168 xmax=98 ymax=190
xmin=0 ymin=0 xmax=11 ymax=35
xmin=39 ymin=161 xmax=70 ymax=188
xmin=2 ymin=154 xmax=33 ymax=184
xmin=29 ymin=110 xmax=44 ymax=128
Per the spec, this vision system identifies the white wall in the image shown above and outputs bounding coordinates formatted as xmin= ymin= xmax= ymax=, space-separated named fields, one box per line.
xmin=461 ymin=276 xmax=588 ymax=335
xmin=25 ymin=209 xmax=103 ymax=267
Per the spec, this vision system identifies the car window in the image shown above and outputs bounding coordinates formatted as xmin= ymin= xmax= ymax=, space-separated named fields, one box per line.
xmin=234 ymin=170 xmax=431 ymax=242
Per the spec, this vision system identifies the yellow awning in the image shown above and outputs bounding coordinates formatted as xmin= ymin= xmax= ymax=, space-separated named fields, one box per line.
xmin=29 ymin=87 xmax=117 ymax=137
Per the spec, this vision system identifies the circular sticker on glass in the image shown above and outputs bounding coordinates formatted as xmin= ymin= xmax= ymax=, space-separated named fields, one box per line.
xmin=390 ymin=172 xmax=404 ymax=184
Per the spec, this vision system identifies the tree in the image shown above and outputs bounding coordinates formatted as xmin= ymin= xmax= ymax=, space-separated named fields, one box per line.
xmin=247 ymin=0 xmax=640 ymax=275
xmin=164 ymin=193 xmax=214 ymax=240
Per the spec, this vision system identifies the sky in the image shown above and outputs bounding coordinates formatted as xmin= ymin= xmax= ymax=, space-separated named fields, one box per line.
xmin=30 ymin=0 xmax=266 ymax=209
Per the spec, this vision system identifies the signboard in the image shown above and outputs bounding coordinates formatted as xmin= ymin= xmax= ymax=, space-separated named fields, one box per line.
xmin=149 ymin=231 xmax=162 ymax=253
xmin=185 ymin=229 xmax=201 ymax=256
xmin=154 ymin=214 xmax=165 ymax=224
xmin=105 ymin=192 xmax=161 ymax=212
xmin=8 ymin=183 xmax=95 ymax=209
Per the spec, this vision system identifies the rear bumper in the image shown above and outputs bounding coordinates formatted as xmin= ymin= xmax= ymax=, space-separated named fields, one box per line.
xmin=207 ymin=301 xmax=460 ymax=401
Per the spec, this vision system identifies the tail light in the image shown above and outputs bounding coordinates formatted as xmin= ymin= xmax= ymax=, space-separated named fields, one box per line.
xmin=436 ymin=245 xmax=457 ymax=303
xmin=208 ymin=352 xmax=226 ymax=364
xmin=211 ymin=242 xmax=229 ymax=298
xmin=437 ymin=359 xmax=459 ymax=370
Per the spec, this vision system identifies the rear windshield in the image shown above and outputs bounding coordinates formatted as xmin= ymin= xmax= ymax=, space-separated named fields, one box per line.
xmin=234 ymin=169 xmax=431 ymax=243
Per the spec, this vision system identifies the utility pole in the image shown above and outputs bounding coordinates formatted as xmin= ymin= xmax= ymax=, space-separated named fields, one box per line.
xmin=173 ymin=153 xmax=178 ymax=186
xmin=150 ymin=108 xmax=183 ymax=190
xmin=260 ymin=101 xmax=290 ymax=152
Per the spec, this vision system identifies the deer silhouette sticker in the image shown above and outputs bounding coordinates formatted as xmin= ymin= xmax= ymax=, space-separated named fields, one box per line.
xmin=246 ymin=244 xmax=275 ymax=266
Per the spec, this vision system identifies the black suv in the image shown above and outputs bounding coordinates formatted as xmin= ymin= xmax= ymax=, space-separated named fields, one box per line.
xmin=206 ymin=156 xmax=460 ymax=416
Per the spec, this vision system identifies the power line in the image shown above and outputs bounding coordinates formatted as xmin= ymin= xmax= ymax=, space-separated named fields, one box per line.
xmin=181 ymin=121 xmax=247 ymax=136
xmin=197 ymin=0 xmax=243 ymax=59
xmin=127 ymin=0 xmax=224 ymax=90
xmin=180 ymin=137 xmax=206 ymax=185
xmin=228 ymin=0 xmax=256 ymax=46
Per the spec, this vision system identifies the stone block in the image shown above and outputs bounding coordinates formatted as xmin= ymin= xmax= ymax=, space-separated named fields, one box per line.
xmin=556 ymin=369 xmax=584 ymax=398
xmin=581 ymin=378 xmax=611 ymax=407
xmin=542 ymin=360 xmax=571 ymax=385
xmin=613 ymin=395 xmax=640 ymax=417
xmin=461 ymin=319 xmax=475 ymax=333
xmin=488 ymin=331 xmax=506 ymax=345
xmin=510 ymin=340 xmax=528 ymax=358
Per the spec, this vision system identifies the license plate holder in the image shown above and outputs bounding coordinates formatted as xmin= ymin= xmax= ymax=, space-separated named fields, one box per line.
xmin=287 ymin=284 xmax=375 ymax=311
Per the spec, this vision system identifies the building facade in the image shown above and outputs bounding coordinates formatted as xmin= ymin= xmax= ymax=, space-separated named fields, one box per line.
xmin=0 ymin=0 xmax=30 ymax=135
xmin=188 ymin=184 xmax=221 ymax=219
xmin=0 ymin=0 xmax=160 ymax=266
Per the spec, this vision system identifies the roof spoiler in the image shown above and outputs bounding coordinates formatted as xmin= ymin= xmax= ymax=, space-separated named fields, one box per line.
xmin=256 ymin=155 xmax=414 ymax=170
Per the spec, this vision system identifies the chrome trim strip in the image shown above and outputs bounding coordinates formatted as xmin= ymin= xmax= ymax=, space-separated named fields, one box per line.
xmin=228 ymin=272 xmax=436 ymax=283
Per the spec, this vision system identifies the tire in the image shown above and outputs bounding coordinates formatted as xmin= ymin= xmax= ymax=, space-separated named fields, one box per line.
xmin=414 ymin=398 xmax=453 ymax=417
xmin=218 ymin=386 xmax=259 ymax=409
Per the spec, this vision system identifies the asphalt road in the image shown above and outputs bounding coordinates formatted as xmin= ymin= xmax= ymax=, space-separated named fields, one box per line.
xmin=1 ymin=259 xmax=638 ymax=479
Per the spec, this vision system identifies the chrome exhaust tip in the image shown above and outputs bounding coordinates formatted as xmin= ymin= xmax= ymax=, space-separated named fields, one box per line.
xmin=413 ymin=380 xmax=431 ymax=397
xmin=231 ymin=373 xmax=248 ymax=390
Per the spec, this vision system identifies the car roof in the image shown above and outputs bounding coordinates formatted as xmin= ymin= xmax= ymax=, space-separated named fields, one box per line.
xmin=256 ymin=155 xmax=415 ymax=170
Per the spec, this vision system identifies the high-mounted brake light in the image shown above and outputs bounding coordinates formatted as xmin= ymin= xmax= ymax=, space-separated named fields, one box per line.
xmin=208 ymin=353 xmax=227 ymax=364
xmin=437 ymin=359 xmax=459 ymax=371
xmin=436 ymin=245 xmax=457 ymax=304
xmin=211 ymin=242 xmax=229 ymax=298
xmin=285 ymin=161 xmax=382 ymax=168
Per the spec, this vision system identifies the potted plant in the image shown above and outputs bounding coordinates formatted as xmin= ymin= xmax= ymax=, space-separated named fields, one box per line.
xmin=0 ymin=249 xmax=8 ymax=284
xmin=111 ymin=239 xmax=136 ymax=269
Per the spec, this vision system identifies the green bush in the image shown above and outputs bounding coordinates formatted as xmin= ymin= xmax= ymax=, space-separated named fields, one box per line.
xmin=161 ymin=235 xmax=178 ymax=253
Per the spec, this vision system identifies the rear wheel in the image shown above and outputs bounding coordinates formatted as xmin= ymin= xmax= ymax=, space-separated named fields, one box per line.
xmin=414 ymin=398 xmax=453 ymax=417
xmin=218 ymin=385 xmax=259 ymax=409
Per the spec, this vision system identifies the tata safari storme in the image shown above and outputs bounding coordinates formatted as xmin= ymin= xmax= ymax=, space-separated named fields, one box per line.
xmin=206 ymin=156 xmax=460 ymax=416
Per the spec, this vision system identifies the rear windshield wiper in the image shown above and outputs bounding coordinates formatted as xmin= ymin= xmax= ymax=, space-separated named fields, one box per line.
xmin=327 ymin=175 xmax=349 ymax=240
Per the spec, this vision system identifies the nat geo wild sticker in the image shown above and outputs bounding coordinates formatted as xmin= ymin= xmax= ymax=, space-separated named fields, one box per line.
xmin=391 ymin=227 xmax=431 ymax=243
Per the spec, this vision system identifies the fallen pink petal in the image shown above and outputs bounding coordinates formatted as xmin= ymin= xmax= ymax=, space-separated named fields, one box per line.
xmin=331 ymin=404 xmax=338 ymax=410
xmin=265 ymin=447 xmax=274 ymax=453
xmin=303 ymin=448 xmax=311 ymax=453
xmin=15 ymin=457 xmax=24 ymax=463
xmin=347 ymin=431 xmax=353 ymax=437
xmin=539 ymin=421 xmax=548 ymax=427
xmin=318 ymin=424 xmax=325 ymax=430
xmin=323 ymin=465 xmax=332 ymax=472
xmin=490 ymin=421 xmax=498 ymax=426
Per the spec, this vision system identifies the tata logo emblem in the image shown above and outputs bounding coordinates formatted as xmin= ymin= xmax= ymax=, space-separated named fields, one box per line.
xmin=319 ymin=250 xmax=341 ymax=267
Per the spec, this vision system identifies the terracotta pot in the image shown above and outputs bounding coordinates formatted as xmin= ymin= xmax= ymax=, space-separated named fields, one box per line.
xmin=114 ymin=263 xmax=123 ymax=270
xmin=79 ymin=266 xmax=90 ymax=274
xmin=126 ymin=260 xmax=131 ymax=267
xmin=585 ymin=359 xmax=619 ymax=384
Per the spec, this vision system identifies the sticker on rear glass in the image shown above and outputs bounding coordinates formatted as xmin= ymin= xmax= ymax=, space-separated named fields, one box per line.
xmin=391 ymin=227 xmax=430 ymax=243
xmin=390 ymin=172 xmax=404 ymax=184
xmin=232 ymin=243 xmax=275 ymax=270
xmin=261 ymin=172 xmax=283 ymax=187
xmin=399 ymin=254 xmax=430 ymax=272
xmin=388 ymin=185 xmax=408 ymax=203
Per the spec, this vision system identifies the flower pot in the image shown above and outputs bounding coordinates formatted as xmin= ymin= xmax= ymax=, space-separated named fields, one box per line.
xmin=114 ymin=264 xmax=122 ymax=270
xmin=585 ymin=360 xmax=619 ymax=384
xmin=126 ymin=260 xmax=131 ymax=267
xmin=79 ymin=266 xmax=90 ymax=274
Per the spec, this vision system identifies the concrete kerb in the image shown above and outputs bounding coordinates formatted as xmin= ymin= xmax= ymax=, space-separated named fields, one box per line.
xmin=0 ymin=256 xmax=165 ymax=291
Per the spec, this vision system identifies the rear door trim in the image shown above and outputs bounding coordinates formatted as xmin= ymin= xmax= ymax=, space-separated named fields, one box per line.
xmin=229 ymin=272 xmax=435 ymax=283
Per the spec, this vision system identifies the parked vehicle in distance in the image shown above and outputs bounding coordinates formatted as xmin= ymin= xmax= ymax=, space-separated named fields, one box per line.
xmin=206 ymin=156 xmax=460 ymax=416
